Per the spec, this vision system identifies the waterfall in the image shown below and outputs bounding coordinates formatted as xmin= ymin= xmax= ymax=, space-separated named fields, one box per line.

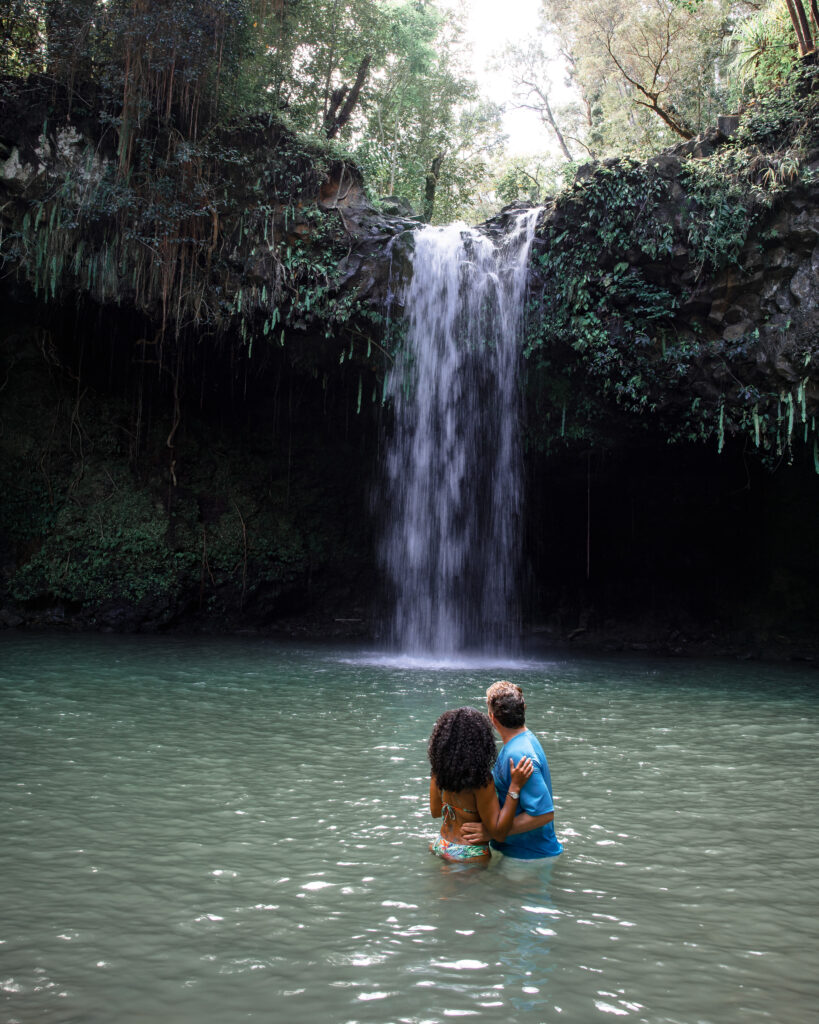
xmin=380 ymin=207 xmax=541 ymax=655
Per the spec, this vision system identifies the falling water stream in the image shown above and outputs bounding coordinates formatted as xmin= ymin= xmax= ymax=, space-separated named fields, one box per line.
xmin=381 ymin=209 xmax=540 ymax=655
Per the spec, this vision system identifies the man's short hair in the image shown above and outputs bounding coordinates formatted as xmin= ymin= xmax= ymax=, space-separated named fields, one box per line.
xmin=486 ymin=680 xmax=526 ymax=728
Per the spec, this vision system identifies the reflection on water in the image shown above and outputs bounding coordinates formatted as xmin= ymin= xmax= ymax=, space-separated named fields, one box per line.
xmin=339 ymin=651 xmax=543 ymax=671
xmin=1 ymin=634 xmax=817 ymax=1023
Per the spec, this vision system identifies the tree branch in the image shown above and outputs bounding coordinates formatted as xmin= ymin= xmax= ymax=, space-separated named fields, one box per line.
xmin=600 ymin=24 xmax=694 ymax=139
xmin=324 ymin=55 xmax=372 ymax=139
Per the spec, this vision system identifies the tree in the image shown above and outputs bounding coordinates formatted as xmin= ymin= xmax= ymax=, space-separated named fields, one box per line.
xmin=1 ymin=0 xmax=96 ymax=78
xmin=323 ymin=54 xmax=372 ymax=138
xmin=251 ymin=0 xmax=394 ymax=137
xmin=430 ymin=99 xmax=507 ymax=222
xmin=354 ymin=0 xmax=445 ymax=195
xmin=500 ymin=40 xmax=577 ymax=160
xmin=44 ymin=0 xmax=97 ymax=85
xmin=493 ymin=155 xmax=552 ymax=203
xmin=0 ymin=1 xmax=255 ymax=147
xmin=352 ymin=4 xmax=506 ymax=222
xmin=541 ymin=0 xmax=739 ymax=153
xmin=783 ymin=0 xmax=818 ymax=56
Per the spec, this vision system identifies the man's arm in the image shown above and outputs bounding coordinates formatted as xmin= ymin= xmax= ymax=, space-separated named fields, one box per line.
xmin=461 ymin=756 xmax=555 ymax=843
xmin=461 ymin=810 xmax=552 ymax=843
xmin=508 ymin=810 xmax=553 ymax=834
xmin=473 ymin=757 xmax=534 ymax=841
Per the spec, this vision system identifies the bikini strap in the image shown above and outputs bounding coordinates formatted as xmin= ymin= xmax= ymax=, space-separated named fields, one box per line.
xmin=440 ymin=792 xmax=479 ymax=821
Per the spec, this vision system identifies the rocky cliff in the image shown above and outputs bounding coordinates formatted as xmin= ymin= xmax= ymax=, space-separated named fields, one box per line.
xmin=1 ymin=75 xmax=817 ymax=654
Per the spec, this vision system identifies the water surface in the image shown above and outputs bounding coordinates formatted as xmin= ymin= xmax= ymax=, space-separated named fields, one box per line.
xmin=1 ymin=635 xmax=817 ymax=1023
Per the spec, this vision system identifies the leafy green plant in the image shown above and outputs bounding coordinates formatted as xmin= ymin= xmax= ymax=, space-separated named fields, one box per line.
xmin=523 ymin=100 xmax=818 ymax=463
xmin=525 ymin=162 xmax=679 ymax=421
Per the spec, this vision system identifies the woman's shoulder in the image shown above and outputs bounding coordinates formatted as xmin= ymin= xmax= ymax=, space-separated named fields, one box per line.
xmin=443 ymin=787 xmax=484 ymax=809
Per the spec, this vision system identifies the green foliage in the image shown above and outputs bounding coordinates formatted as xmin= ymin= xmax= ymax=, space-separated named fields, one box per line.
xmin=526 ymin=161 xmax=678 ymax=417
xmin=734 ymin=64 xmax=819 ymax=151
xmin=679 ymin=69 xmax=818 ymax=276
xmin=541 ymin=0 xmax=738 ymax=159
xmin=523 ymin=109 xmax=818 ymax=462
xmin=660 ymin=333 xmax=817 ymax=474
xmin=0 ymin=0 xmax=502 ymax=347
xmin=0 ymin=0 xmax=46 ymax=76
xmin=247 ymin=0 xmax=396 ymax=133
xmin=495 ymin=162 xmax=544 ymax=206
xmin=0 ymin=0 xmax=496 ymax=264
xmin=351 ymin=7 xmax=504 ymax=223
xmin=724 ymin=2 xmax=799 ymax=96
xmin=0 ymin=96 xmax=369 ymax=353
xmin=11 ymin=471 xmax=176 ymax=606
xmin=680 ymin=155 xmax=766 ymax=276
xmin=526 ymin=0 xmax=810 ymax=168
xmin=491 ymin=155 xmax=572 ymax=207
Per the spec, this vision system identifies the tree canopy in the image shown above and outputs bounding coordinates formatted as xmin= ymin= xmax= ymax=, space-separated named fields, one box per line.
xmin=1 ymin=0 xmax=816 ymax=217
xmin=0 ymin=0 xmax=504 ymax=221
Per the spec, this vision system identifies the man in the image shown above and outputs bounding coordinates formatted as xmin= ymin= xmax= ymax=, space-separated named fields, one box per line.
xmin=461 ymin=680 xmax=562 ymax=859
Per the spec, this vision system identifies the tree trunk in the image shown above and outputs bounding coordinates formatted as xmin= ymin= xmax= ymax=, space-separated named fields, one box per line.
xmin=540 ymin=91 xmax=573 ymax=161
xmin=645 ymin=100 xmax=695 ymax=140
xmin=324 ymin=55 xmax=372 ymax=139
xmin=786 ymin=0 xmax=815 ymax=55
xmin=423 ymin=152 xmax=444 ymax=223
xmin=810 ymin=0 xmax=819 ymax=39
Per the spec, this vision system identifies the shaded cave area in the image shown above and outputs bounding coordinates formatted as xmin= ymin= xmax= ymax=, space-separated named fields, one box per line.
xmin=1 ymin=294 xmax=818 ymax=661
xmin=0 ymin=294 xmax=382 ymax=637
xmin=524 ymin=437 xmax=819 ymax=659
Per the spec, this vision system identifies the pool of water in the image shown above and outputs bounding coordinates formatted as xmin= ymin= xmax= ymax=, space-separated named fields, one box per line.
xmin=1 ymin=634 xmax=817 ymax=1023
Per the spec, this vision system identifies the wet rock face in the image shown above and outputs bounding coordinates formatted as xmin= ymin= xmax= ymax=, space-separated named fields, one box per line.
xmin=518 ymin=138 xmax=819 ymax=425
xmin=703 ymin=200 xmax=818 ymax=394
xmin=704 ymin=218 xmax=819 ymax=335
xmin=790 ymin=257 xmax=819 ymax=309
xmin=316 ymin=145 xmax=819 ymax=435
xmin=0 ymin=77 xmax=816 ymax=417
xmin=317 ymin=165 xmax=420 ymax=308
xmin=3 ymin=75 xmax=814 ymax=410
xmin=335 ymin=146 xmax=817 ymax=413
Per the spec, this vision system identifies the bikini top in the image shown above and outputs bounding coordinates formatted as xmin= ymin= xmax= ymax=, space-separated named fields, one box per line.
xmin=440 ymin=793 xmax=480 ymax=824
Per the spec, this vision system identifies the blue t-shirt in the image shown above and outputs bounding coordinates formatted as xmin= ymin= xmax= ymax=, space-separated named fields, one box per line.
xmin=491 ymin=729 xmax=562 ymax=859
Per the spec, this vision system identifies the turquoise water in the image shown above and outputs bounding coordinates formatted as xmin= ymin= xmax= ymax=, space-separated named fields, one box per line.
xmin=1 ymin=635 xmax=817 ymax=1023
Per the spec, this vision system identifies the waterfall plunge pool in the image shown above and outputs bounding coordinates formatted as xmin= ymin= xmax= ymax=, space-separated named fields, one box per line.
xmin=1 ymin=633 xmax=817 ymax=1023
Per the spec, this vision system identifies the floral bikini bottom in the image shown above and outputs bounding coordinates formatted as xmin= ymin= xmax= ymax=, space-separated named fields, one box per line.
xmin=430 ymin=835 xmax=490 ymax=861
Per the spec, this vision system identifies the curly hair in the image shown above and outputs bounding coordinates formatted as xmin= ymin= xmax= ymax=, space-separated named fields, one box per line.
xmin=486 ymin=680 xmax=526 ymax=728
xmin=427 ymin=707 xmax=497 ymax=793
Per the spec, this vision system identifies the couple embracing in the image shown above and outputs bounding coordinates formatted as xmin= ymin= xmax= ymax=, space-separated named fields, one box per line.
xmin=428 ymin=681 xmax=562 ymax=864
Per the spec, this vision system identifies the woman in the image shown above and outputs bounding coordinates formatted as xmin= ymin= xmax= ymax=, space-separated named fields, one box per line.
xmin=428 ymin=706 xmax=533 ymax=863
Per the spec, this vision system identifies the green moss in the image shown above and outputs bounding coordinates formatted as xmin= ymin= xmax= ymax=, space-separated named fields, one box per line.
xmin=10 ymin=471 xmax=175 ymax=606
xmin=523 ymin=88 xmax=818 ymax=462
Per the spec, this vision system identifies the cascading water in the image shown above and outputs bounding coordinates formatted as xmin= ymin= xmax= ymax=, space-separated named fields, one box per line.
xmin=380 ymin=208 xmax=541 ymax=656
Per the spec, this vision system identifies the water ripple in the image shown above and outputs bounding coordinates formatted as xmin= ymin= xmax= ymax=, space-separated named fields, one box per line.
xmin=1 ymin=635 xmax=817 ymax=1023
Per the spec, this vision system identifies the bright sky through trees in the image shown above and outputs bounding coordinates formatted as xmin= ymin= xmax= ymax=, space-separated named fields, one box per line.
xmin=454 ymin=0 xmax=569 ymax=156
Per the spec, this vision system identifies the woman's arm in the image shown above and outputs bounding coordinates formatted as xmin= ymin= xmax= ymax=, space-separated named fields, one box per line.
xmin=473 ymin=757 xmax=533 ymax=841
xmin=429 ymin=776 xmax=443 ymax=818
